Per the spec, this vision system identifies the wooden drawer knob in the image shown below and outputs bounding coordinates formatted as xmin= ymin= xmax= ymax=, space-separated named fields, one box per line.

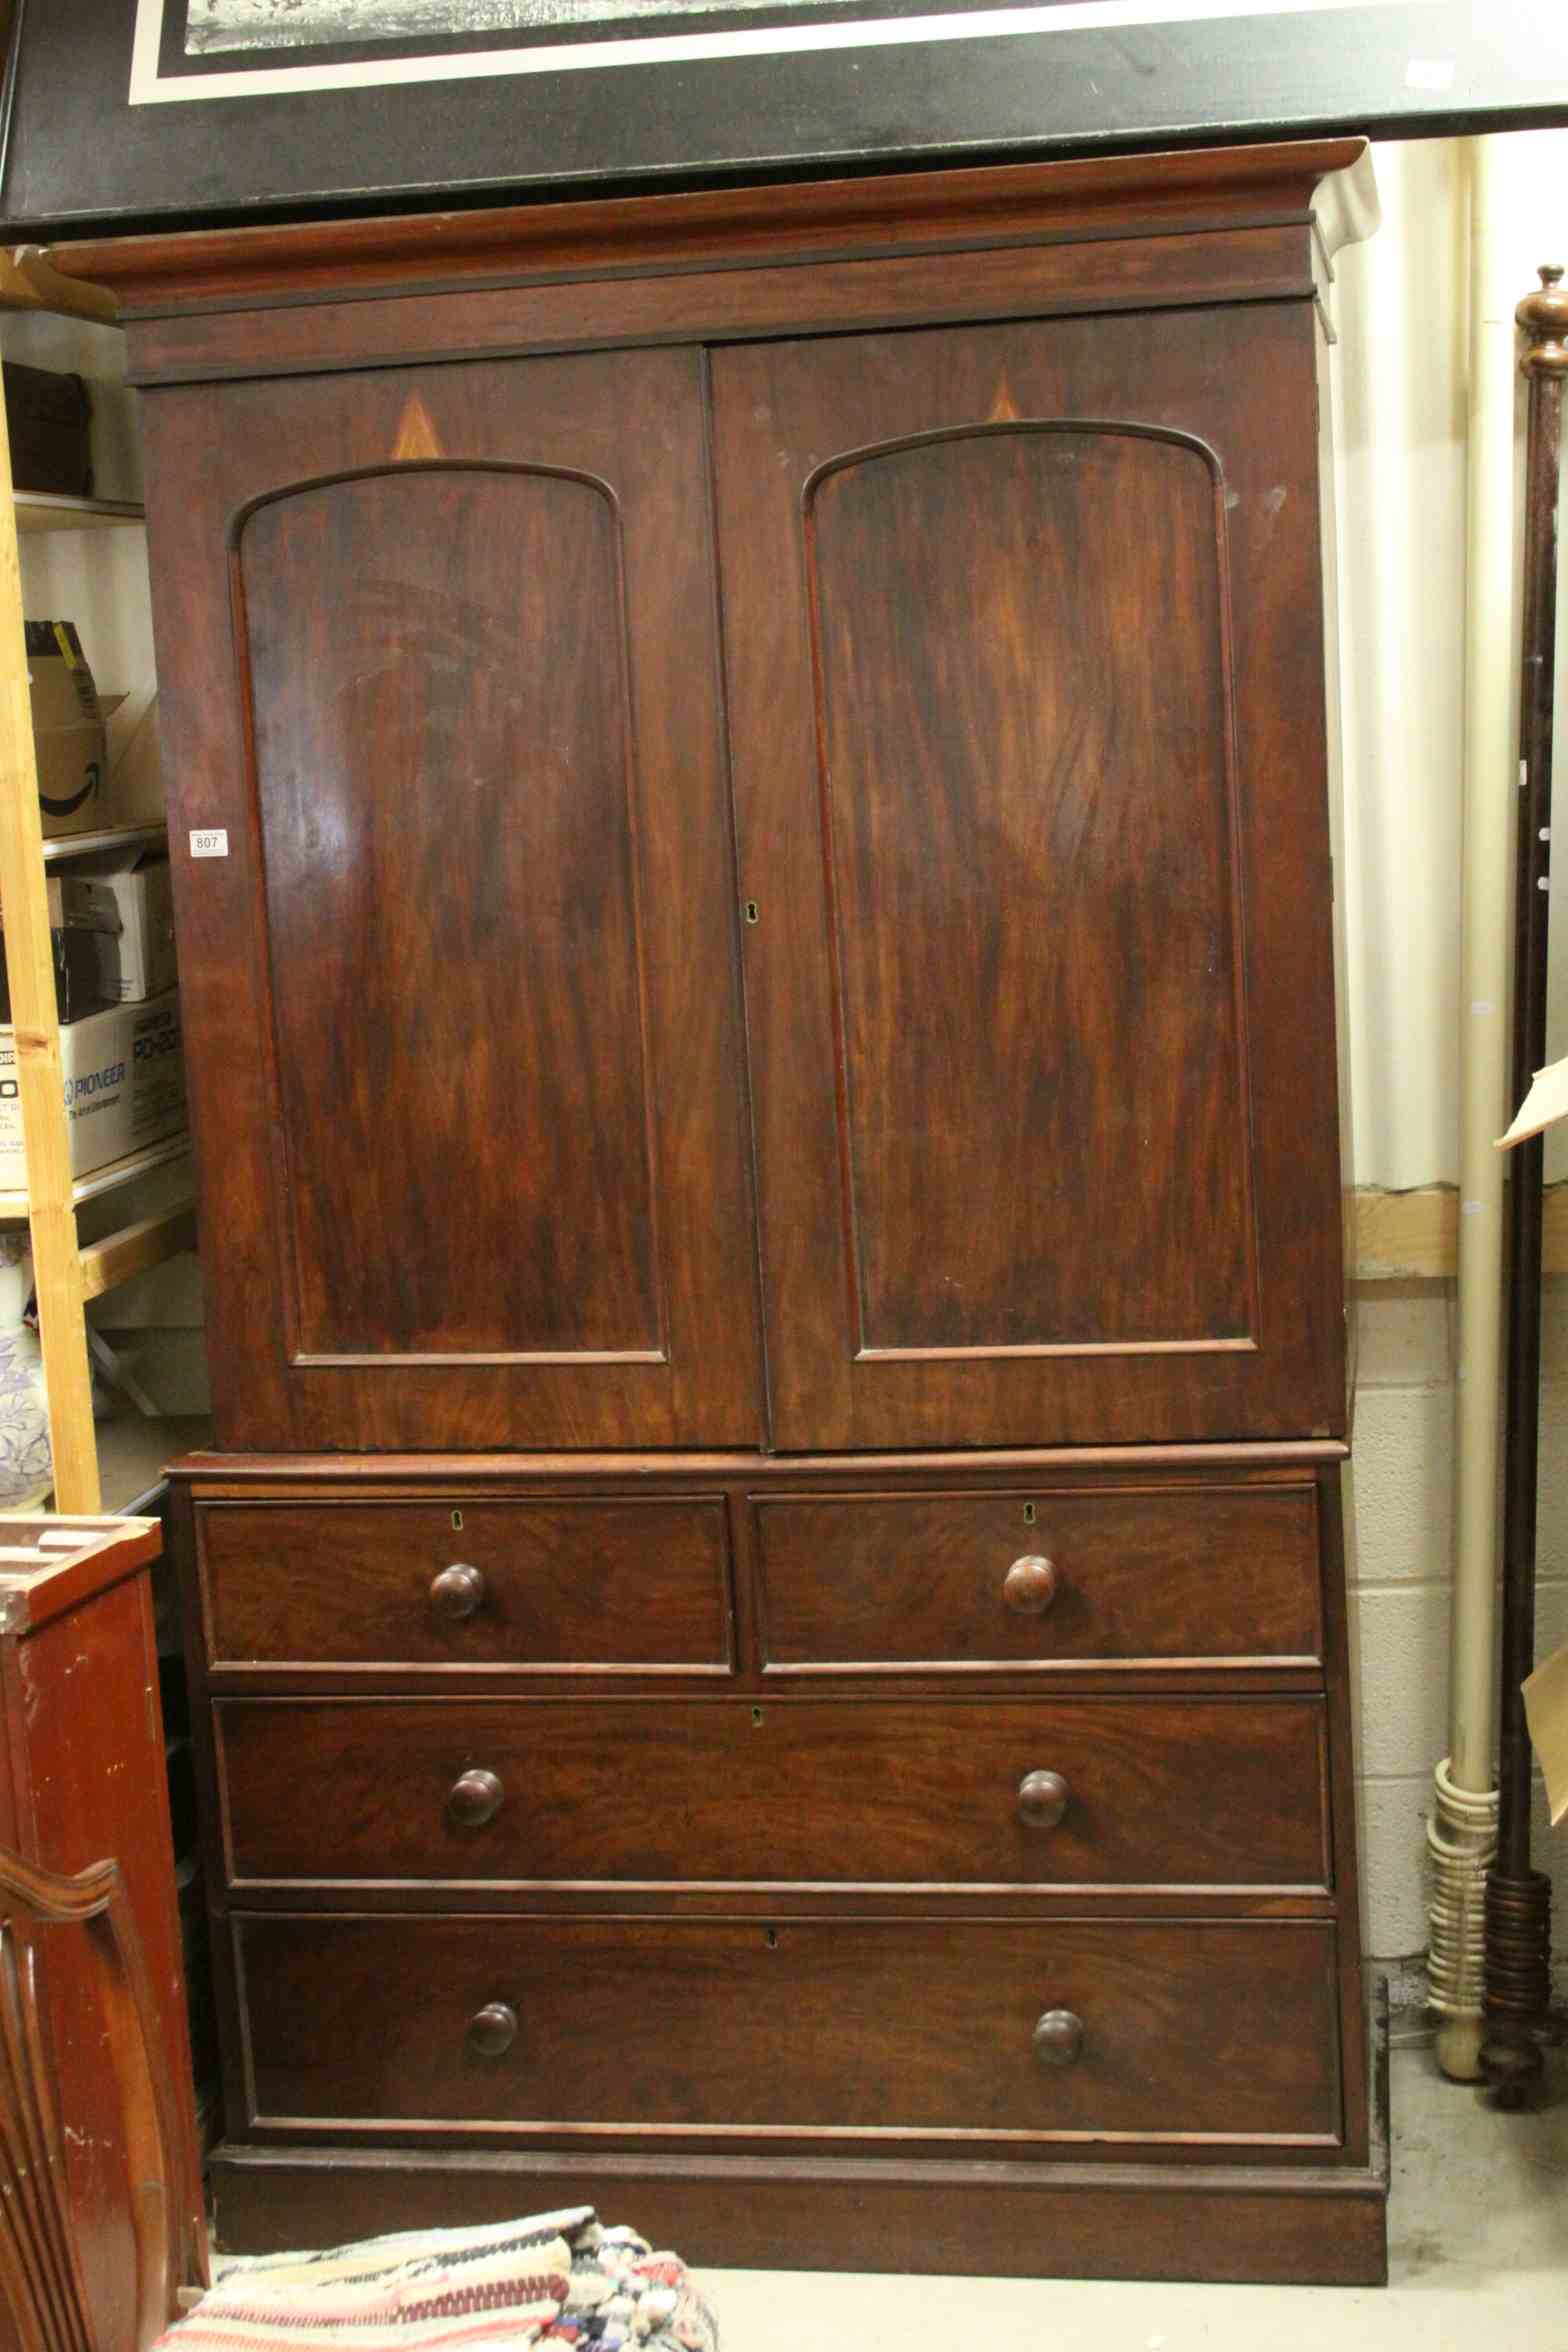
xmin=430 ymin=1563 xmax=486 ymax=1622
xmin=447 ymin=1768 xmax=504 ymax=1829
xmin=1003 ymin=1554 xmax=1060 ymax=1615
xmin=1016 ymin=1768 xmax=1070 ymax=1830
xmin=466 ymin=2002 xmax=518 ymax=2059
xmin=1032 ymin=2009 xmax=1085 ymax=2068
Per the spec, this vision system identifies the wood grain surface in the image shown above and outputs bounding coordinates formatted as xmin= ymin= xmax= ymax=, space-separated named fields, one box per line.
xmin=754 ymin=1483 xmax=1322 ymax=1669
xmin=57 ymin=141 xmax=1372 ymax=313
xmin=233 ymin=1912 xmax=1342 ymax=2145
xmin=0 ymin=1544 xmax=207 ymax=2352
xmin=126 ymin=133 xmax=1379 ymax=2284
xmin=198 ymin=1497 xmax=732 ymax=1670
xmin=114 ymin=227 xmax=1317 ymax=391
xmin=805 ymin=423 xmax=1249 ymax=1355
xmin=238 ymin=463 xmax=660 ymax=1360
xmin=714 ymin=301 xmax=1342 ymax=1448
xmin=206 ymin=2136 xmax=1388 ymax=2285
xmin=215 ymin=1693 xmax=1328 ymax=1890
xmin=137 ymin=347 xmax=762 ymax=1450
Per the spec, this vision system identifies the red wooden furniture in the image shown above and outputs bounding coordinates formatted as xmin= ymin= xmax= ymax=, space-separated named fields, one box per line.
xmin=0 ymin=1517 xmax=208 ymax=2352
xmin=0 ymin=1848 xmax=196 ymax=2352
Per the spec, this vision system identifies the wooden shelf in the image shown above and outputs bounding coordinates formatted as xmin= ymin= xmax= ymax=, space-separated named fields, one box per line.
xmin=0 ymin=280 xmax=192 ymax=1515
xmin=79 ymin=1185 xmax=198 ymax=1303
xmin=0 ymin=1133 xmax=192 ymax=1222
xmin=92 ymin=1409 xmax=214 ymax=1515
xmin=0 ymin=247 xmax=119 ymax=329
xmin=67 ymin=1134 xmax=192 ymax=1211
xmin=1353 ymin=1181 xmax=1568 ymax=1279
xmin=43 ymin=823 xmax=166 ymax=865
xmin=14 ymin=491 xmax=144 ymax=534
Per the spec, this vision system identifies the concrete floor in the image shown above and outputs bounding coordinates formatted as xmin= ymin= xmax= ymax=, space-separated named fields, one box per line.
xmin=702 ymin=2038 xmax=1568 ymax=2349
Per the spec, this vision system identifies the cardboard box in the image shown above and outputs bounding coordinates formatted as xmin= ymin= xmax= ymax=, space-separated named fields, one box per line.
xmin=0 ymin=877 xmax=105 ymax=1025
xmin=1500 ymin=1053 xmax=1568 ymax=1818
xmin=3 ymin=362 xmax=92 ymax=499
xmin=59 ymin=847 xmax=177 ymax=1003
xmin=104 ymin=693 xmax=165 ymax=830
xmin=25 ymin=620 xmax=108 ymax=838
xmin=0 ymin=989 xmax=185 ymax=1188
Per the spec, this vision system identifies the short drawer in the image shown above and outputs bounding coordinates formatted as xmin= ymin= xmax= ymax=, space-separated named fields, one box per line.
xmin=216 ymin=1695 xmax=1329 ymax=1888
xmin=235 ymin=1912 xmax=1343 ymax=2146
xmin=196 ymin=1498 xmax=733 ymax=1671
xmin=753 ymin=1484 xmax=1321 ymax=1670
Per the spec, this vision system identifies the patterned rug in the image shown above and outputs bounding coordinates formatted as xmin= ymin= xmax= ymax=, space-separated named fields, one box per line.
xmin=154 ymin=2204 xmax=720 ymax=2348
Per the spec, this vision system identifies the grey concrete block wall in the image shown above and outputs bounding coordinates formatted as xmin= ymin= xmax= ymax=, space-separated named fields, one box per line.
xmin=1349 ymin=1280 xmax=1568 ymax=1968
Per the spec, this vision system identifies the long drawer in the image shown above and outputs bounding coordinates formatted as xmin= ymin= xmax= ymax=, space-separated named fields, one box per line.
xmin=234 ymin=1913 xmax=1343 ymax=2145
xmin=754 ymin=1483 xmax=1322 ymax=1669
xmin=195 ymin=1498 xmax=733 ymax=1670
xmin=215 ymin=1696 xmax=1329 ymax=1887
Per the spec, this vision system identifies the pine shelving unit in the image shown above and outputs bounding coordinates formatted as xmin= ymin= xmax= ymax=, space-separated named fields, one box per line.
xmin=16 ymin=490 xmax=145 ymax=534
xmin=43 ymin=820 xmax=166 ymax=862
xmin=0 ymin=254 xmax=209 ymax=1512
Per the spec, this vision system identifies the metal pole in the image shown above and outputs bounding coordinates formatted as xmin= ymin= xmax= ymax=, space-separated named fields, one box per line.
xmin=1433 ymin=143 xmax=1513 ymax=2080
xmin=1480 ymin=262 xmax=1568 ymax=2105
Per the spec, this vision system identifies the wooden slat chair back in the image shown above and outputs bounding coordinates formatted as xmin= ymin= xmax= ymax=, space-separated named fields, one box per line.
xmin=0 ymin=1849 xmax=186 ymax=2352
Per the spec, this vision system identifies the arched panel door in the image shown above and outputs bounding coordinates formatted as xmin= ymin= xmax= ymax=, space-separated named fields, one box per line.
xmin=239 ymin=464 xmax=661 ymax=1367
xmin=713 ymin=305 xmax=1344 ymax=1449
xmin=139 ymin=350 xmax=762 ymax=1450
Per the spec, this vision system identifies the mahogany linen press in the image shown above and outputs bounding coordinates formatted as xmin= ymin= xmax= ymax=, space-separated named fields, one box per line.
xmin=58 ymin=134 xmax=1387 ymax=2285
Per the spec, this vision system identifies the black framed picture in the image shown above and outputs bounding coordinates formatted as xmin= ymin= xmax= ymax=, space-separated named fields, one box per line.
xmin=6 ymin=0 xmax=1568 ymax=237
xmin=143 ymin=1 xmax=1031 ymax=95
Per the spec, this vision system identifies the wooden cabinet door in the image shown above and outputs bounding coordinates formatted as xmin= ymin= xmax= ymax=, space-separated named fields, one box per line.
xmin=140 ymin=350 xmax=761 ymax=1451
xmin=713 ymin=303 xmax=1345 ymax=1450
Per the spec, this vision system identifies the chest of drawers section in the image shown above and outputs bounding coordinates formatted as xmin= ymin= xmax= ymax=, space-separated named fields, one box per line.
xmin=174 ymin=1448 xmax=1366 ymax=2242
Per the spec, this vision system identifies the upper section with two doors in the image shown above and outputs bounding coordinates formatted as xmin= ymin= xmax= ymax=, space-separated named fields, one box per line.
xmin=68 ymin=139 xmax=1376 ymax=1456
